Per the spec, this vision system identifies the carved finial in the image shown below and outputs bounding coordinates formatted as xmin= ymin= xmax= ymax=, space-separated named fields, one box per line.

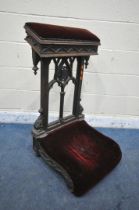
xmin=32 ymin=66 xmax=39 ymax=75
xmin=84 ymin=56 xmax=90 ymax=69
xmin=32 ymin=49 xmax=40 ymax=75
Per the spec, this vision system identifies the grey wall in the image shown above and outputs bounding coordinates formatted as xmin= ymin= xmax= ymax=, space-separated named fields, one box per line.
xmin=0 ymin=0 xmax=139 ymax=118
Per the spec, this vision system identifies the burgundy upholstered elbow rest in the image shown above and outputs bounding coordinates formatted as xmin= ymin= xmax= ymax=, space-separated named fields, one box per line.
xmin=24 ymin=22 xmax=100 ymax=58
xmin=25 ymin=22 xmax=100 ymax=42
xmin=24 ymin=22 xmax=122 ymax=196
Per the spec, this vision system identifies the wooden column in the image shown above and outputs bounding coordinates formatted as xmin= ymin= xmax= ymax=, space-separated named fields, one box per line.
xmin=40 ymin=58 xmax=51 ymax=130
xmin=73 ymin=57 xmax=84 ymax=117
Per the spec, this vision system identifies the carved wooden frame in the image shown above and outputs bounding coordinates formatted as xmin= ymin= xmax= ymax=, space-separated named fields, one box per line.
xmin=24 ymin=23 xmax=102 ymax=194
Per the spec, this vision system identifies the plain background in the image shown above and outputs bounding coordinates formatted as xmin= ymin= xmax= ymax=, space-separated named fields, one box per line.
xmin=0 ymin=0 xmax=139 ymax=121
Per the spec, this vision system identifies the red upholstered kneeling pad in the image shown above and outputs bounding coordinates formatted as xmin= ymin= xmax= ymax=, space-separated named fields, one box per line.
xmin=37 ymin=120 xmax=122 ymax=196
